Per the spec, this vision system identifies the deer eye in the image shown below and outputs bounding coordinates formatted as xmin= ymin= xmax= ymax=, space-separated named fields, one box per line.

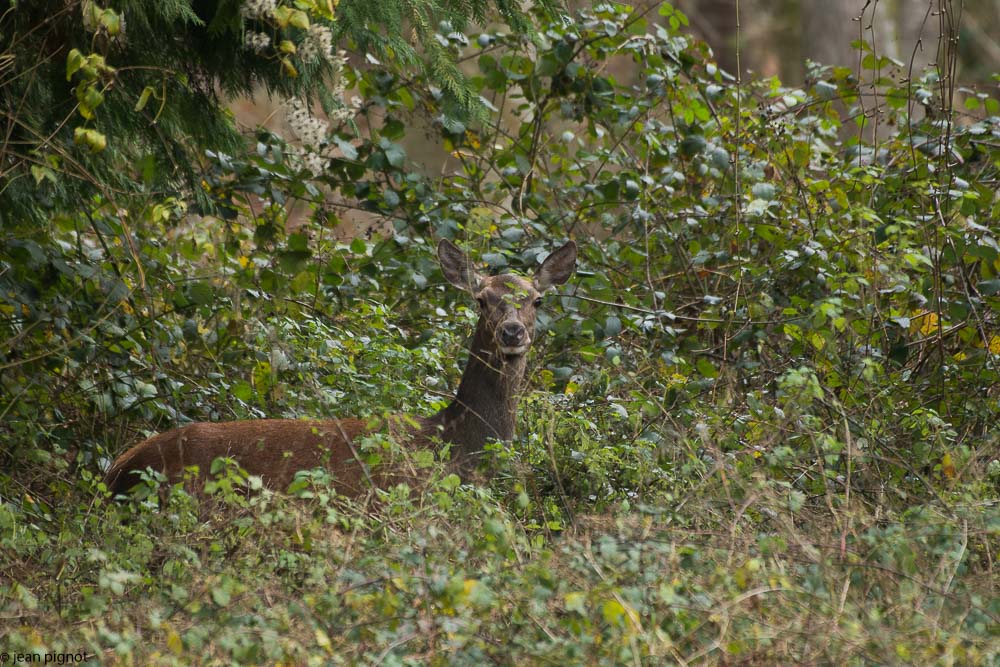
xmin=476 ymin=296 xmax=487 ymax=309
xmin=533 ymin=297 xmax=543 ymax=308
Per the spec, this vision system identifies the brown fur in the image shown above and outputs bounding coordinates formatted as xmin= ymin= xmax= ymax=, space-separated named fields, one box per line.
xmin=103 ymin=239 xmax=577 ymax=498
xmin=104 ymin=418 xmax=378 ymax=496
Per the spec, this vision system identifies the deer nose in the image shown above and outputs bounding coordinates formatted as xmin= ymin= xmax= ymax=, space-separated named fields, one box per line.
xmin=499 ymin=322 xmax=527 ymax=346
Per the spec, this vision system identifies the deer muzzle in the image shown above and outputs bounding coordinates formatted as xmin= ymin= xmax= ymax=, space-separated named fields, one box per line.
xmin=498 ymin=321 xmax=530 ymax=355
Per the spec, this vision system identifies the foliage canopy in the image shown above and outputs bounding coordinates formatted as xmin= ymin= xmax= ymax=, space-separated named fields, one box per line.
xmin=0 ymin=0 xmax=553 ymax=223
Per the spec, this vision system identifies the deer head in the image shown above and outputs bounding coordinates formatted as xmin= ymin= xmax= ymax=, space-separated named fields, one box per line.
xmin=438 ymin=239 xmax=577 ymax=358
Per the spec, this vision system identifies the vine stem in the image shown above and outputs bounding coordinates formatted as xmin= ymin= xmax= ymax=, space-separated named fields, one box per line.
xmin=719 ymin=0 xmax=745 ymax=401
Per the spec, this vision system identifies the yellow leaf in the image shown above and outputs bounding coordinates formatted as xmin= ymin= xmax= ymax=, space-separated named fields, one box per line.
xmin=990 ymin=336 xmax=1000 ymax=355
xmin=167 ymin=629 xmax=183 ymax=655
xmin=941 ymin=452 xmax=956 ymax=479
xmin=920 ymin=312 xmax=940 ymax=335
xmin=73 ymin=126 xmax=107 ymax=153
xmin=602 ymin=599 xmax=625 ymax=626
xmin=602 ymin=598 xmax=642 ymax=636
xmin=910 ymin=311 xmax=941 ymax=336
xmin=666 ymin=372 xmax=688 ymax=389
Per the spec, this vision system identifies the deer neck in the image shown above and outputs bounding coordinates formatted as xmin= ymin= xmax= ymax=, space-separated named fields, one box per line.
xmin=424 ymin=322 xmax=528 ymax=462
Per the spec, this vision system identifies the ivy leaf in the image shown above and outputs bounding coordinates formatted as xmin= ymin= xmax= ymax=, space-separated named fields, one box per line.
xmin=977 ymin=280 xmax=1000 ymax=296
xmin=187 ymin=281 xmax=214 ymax=306
xmin=380 ymin=139 xmax=406 ymax=168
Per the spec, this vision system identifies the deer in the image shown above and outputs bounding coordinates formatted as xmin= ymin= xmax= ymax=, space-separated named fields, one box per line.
xmin=103 ymin=238 xmax=577 ymax=498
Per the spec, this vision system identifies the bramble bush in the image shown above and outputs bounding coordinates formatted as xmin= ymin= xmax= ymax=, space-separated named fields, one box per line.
xmin=1 ymin=1 xmax=998 ymax=663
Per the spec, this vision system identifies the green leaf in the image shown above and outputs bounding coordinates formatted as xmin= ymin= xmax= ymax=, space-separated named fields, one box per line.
xmin=564 ymin=592 xmax=587 ymax=614
xmin=100 ymin=9 xmax=122 ymax=35
xmin=815 ymin=81 xmax=838 ymax=100
xmin=382 ymin=189 xmax=400 ymax=208
xmin=66 ymin=48 xmax=85 ymax=80
xmin=396 ymin=86 xmax=416 ymax=111
xmin=978 ymin=280 xmax=1000 ymax=296
xmin=84 ymin=86 xmax=105 ymax=109
xmin=412 ymin=449 xmax=434 ymax=468
xmin=438 ymin=474 xmax=461 ymax=491
xmin=289 ymin=10 xmax=310 ymax=30
xmin=751 ymin=182 xmax=776 ymax=201
xmin=623 ymin=179 xmax=640 ymax=199
xmin=30 ymin=165 xmax=56 ymax=185
xmin=288 ymin=232 xmax=309 ymax=252
xmin=334 ymin=137 xmax=358 ymax=160
xmin=135 ymin=86 xmax=155 ymax=112
xmin=188 ymin=281 xmax=214 ymax=306
xmin=679 ymin=135 xmax=706 ymax=157
xmin=272 ymin=6 xmax=293 ymax=27
xmin=788 ymin=490 xmax=805 ymax=513
xmin=231 ymin=381 xmax=253 ymax=402
xmin=211 ymin=586 xmax=230 ymax=606
xmin=73 ymin=127 xmax=107 ymax=152
xmin=381 ymin=140 xmax=406 ymax=168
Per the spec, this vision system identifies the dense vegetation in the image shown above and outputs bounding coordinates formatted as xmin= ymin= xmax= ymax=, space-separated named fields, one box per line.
xmin=2 ymin=1 xmax=998 ymax=664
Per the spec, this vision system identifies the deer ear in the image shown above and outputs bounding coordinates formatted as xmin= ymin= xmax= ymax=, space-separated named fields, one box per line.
xmin=534 ymin=241 xmax=577 ymax=292
xmin=438 ymin=239 xmax=485 ymax=293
